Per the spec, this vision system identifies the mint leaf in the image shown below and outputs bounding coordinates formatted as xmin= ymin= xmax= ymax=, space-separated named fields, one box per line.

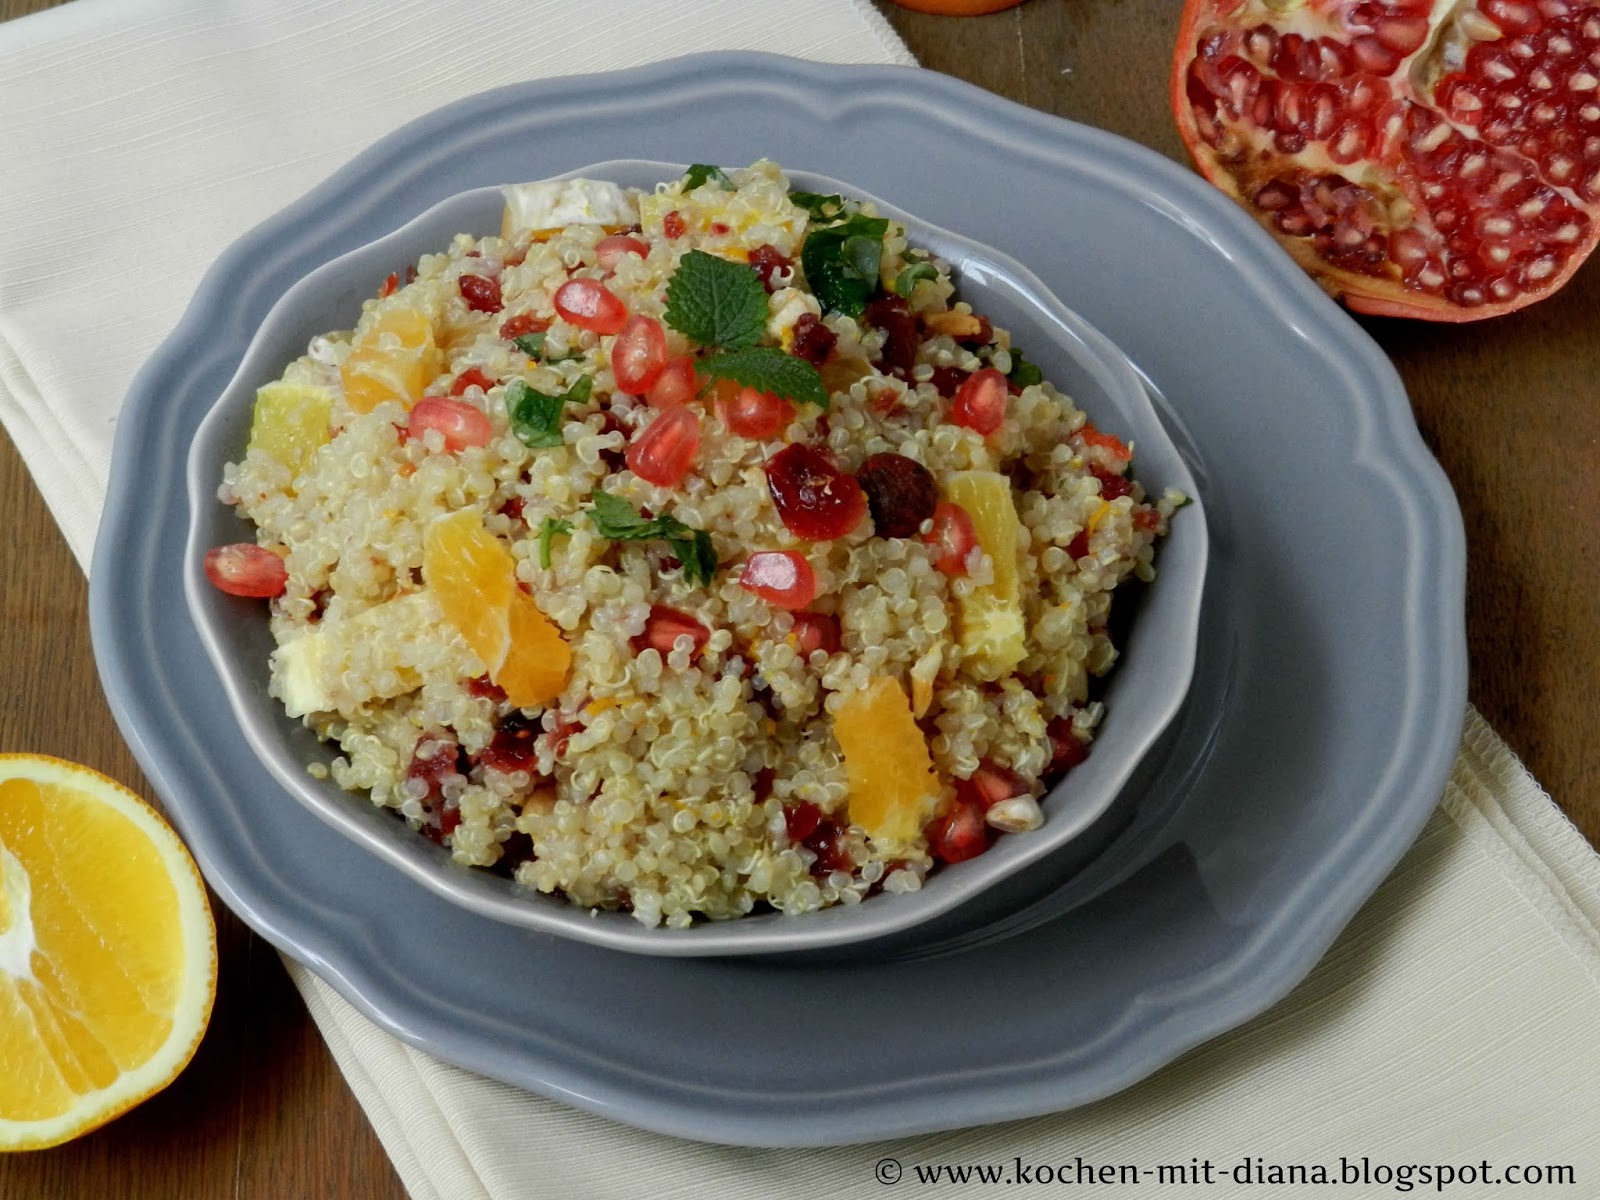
xmin=683 ymin=164 xmax=735 ymax=192
xmin=587 ymin=490 xmax=660 ymax=539
xmin=668 ymin=529 xmax=717 ymax=588
xmin=893 ymin=262 xmax=939 ymax=298
xmin=701 ymin=347 xmax=827 ymax=409
xmin=664 ymin=250 xmax=768 ymax=350
xmin=1007 ymin=349 xmax=1043 ymax=388
xmin=585 ymin=492 xmax=718 ymax=587
xmin=506 ymin=376 xmax=591 ymax=448
xmin=801 ymin=213 xmax=889 ymax=317
xmin=537 ymin=517 xmax=572 ymax=569
xmin=789 ymin=191 xmax=847 ymax=223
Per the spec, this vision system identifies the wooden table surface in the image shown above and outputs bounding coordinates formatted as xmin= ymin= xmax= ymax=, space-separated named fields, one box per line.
xmin=2 ymin=0 xmax=1596 ymax=1195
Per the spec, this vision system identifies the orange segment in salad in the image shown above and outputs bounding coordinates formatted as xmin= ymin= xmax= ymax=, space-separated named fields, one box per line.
xmin=423 ymin=510 xmax=570 ymax=708
xmin=339 ymin=308 xmax=442 ymax=414
xmin=835 ymin=676 xmax=942 ymax=843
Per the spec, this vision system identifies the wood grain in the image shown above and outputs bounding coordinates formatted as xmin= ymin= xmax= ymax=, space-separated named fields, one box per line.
xmin=1 ymin=0 xmax=1595 ymax=1195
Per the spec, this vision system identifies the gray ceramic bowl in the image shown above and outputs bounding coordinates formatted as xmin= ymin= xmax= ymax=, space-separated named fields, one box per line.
xmin=182 ymin=161 xmax=1207 ymax=957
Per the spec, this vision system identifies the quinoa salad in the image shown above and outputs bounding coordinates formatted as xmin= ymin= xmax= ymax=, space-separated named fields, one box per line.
xmin=206 ymin=160 xmax=1183 ymax=928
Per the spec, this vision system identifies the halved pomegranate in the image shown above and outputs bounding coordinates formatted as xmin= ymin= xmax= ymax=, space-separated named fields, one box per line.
xmin=1172 ymin=0 xmax=1600 ymax=319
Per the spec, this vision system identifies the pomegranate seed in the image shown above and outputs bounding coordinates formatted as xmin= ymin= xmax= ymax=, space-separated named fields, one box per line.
xmin=1066 ymin=530 xmax=1091 ymax=560
xmin=449 ymin=367 xmax=496 ymax=396
xmin=499 ymin=312 xmax=550 ymax=341
xmin=378 ymin=272 xmax=399 ymax=298
xmin=648 ymin=356 xmax=700 ymax=409
xmin=406 ymin=733 xmax=465 ymax=808
xmin=407 ymin=396 xmax=493 ymax=451
xmin=610 ymin=314 xmax=669 ymax=394
xmin=459 ymin=274 xmax=503 ymax=314
xmin=929 ymin=366 xmax=970 ymax=398
xmin=595 ymin=233 xmax=650 ymax=270
xmin=738 ymin=550 xmax=818 ymax=610
xmin=554 ymin=278 xmax=627 ymax=335
xmin=663 ymin=210 xmax=687 ymax=239
xmin=631 ymin=605 xmax=710 ymax=658
xmin=923 ymin=502 xmax=978 ymax=577
xmin=626 ymin=404 xmax=700 ymax=487
xmin=765 ymin=443 xmax=868 ymax=541
xmin=203 ymin=543 xmax=288 ymax=598
xmin=924 ymin=791 xmax=991 ymax=864
xmin=863 ymin=295 xmax=918 ymax=376
xmin=968 ymin=760 xmax=1029 ymax=809
xmin=856 ymin=452 xmax=938 ymax=538
xmin=948 ymin=367 xmax=1008 ymax=435
xmin=717 ymin=384 xmax=795 ymax=439
xmin=1046 ymin=718 xmax=1090 ymax=778
xmin=790 ymin=611 xmax=841 ymax=656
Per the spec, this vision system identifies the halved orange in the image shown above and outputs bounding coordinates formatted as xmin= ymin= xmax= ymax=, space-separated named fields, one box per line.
xmin=835 ymin=677 xmax=942 ymax=843
xmin=339 ymin=308 xmax=442 ymax=414
xmin=0 ymin=755 xmax=216 ymax=1151
xmin=423 ymin=510 xmax=570 ymax=708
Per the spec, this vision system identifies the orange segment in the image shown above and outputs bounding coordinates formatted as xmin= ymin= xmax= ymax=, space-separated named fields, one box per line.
xmin=0 ymin=755 xmax=216 ymax=1150
xmin=423 ymin=510 xmax=570 ymax=708
xmin=835 ymin=677 xmax=942 ymax=843
xmin=945 ymin=470 xmax=1026 ymax=679
xmin=339 ymin=308 xmax=442 ymax=414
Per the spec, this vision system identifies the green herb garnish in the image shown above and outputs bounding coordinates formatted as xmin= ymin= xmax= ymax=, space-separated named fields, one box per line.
xmin=586 ymin=491 xmax=717 ymax=588
xmin=537 ymin=517 xmax=572 ymax=569
xmin=1007 ymin=349 xmax=1044 ymax=388
xmin=683 ymin=163 xmax=735 ymax=192
xmin=513 ymin=332 xmax=584 ymax=363
xmin=789 ymin=191 xmax=847 ymax=223
xmin=505 ymin=376 xmax=592 ymax=449
xmin=801 ymin=212 xmax=890 ymax=317
xmin=892 ymin=262 xmax=939 ymax=298
xmin=663 ymin=250 xmax=768 ymax=350
xmin=700 ymin=346 xmax=827 ymax=409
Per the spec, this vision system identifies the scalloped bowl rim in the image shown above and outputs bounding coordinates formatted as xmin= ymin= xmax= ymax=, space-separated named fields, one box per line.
xmin=182 ymin=159 xmax=1208 ymax=957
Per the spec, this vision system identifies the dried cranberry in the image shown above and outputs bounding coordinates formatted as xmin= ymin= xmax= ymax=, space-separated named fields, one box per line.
xmin=1046 ymin=718 xmax=1090 ymax=778
xmin=1093 ymin=468 xmax=1134 ymax=501
xmin=863 ymin=295 xmax=918 ymax=376
xmin=459 ymin=274 xmax=503 ymax=314
xmin=1066 ymin=530 xmax=1090 ymax=560
xmin=753 ymin=767 xmax=776 ymax=804
xmin=765 ymin=443 xmax=868 ymax=541
xmin=497 ymin=496 xmax=526 ymax=524
xmin=747 ymin=244 xmax=791 ymax=291
xmin=856 ymin=452 xmax=938 ymax=539
xmin=968 ymin=761 xmax=1029 ymax=808
xmin=789 ymin=313 xmax=837 ymax=366
xmin=421 ymin=799 xmax=461 ymax=846
xmin=480 ymin=712 xmax=542 ymax=775
xmin=929 ymin=366 xmax=970 ymax=398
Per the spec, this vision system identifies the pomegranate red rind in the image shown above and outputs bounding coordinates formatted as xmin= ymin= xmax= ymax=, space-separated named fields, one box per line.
xmin=1172 ymin=0 xmax=1600 ymax=320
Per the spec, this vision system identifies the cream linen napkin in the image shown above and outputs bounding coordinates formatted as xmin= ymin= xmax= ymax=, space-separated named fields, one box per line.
xmin=3 ymin=3 xmax=1599 ymax=1197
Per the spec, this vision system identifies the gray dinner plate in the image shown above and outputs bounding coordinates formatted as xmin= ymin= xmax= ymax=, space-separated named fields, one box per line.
xmin=90 ymin=52 xmax=1466 ymax=1147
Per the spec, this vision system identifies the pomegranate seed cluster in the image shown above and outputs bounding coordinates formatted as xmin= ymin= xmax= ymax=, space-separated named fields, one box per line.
xmin=216 ymin=161 xmax=1180 ymax=927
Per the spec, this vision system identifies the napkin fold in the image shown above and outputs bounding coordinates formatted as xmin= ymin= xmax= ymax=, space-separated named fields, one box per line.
xmin=3 ymin=3 xmax=1598 ymax=1198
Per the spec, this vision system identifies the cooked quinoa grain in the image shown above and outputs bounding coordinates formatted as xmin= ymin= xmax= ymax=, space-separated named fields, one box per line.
xmin=210 ymin=161 xmax=1180 ymax=927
